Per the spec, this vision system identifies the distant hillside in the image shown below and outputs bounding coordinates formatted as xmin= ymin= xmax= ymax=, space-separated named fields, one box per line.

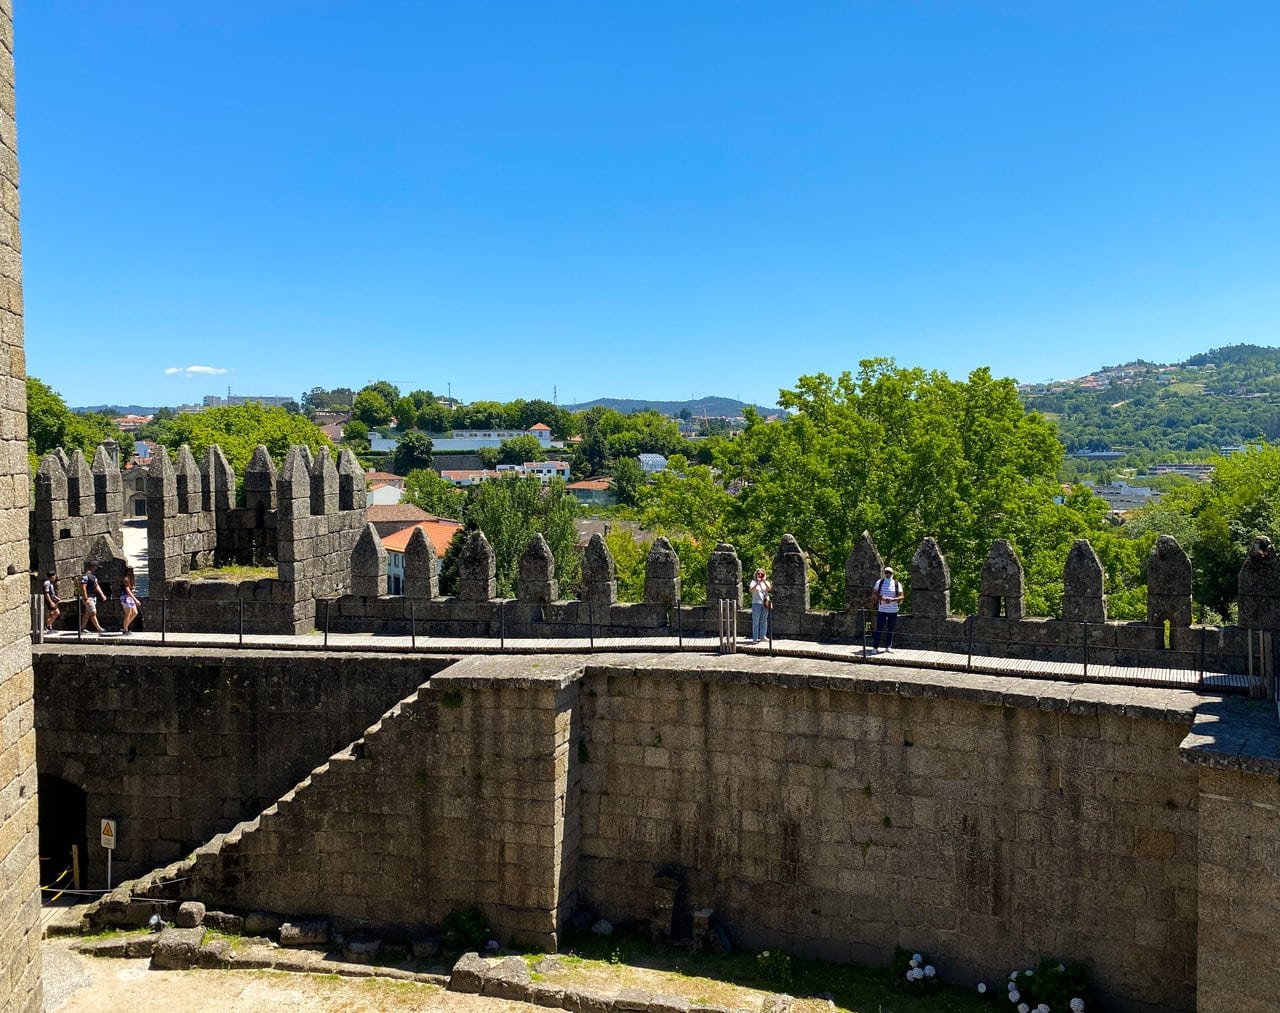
xmin=1023 ymin=343 xmax=1280 ymax=458
xmin=71 ymin=404 xmax=160 ymax=416
xmin=562 ymin=395 xmax=780 ymax=418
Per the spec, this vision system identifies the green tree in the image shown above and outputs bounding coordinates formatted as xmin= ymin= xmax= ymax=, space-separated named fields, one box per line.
xmin=352 ymin=389 xmax=394 ymax=428
xmin=477 ymin=446 xmax=500 ymax=469
xmin=644 ymin=361 xmax=1070 ymax=611
xmin=390 ymin=431 xmax=434 ymax=474
xmin=416 ymin=401 xmax=453 ymax=434
xmin=464 ymin=475 xmax=580 ymax=596
xmin=27 ymin=376 xmax=125 ymax=474
xmin=341 ymin=419 xmax=370 ymax=450
xmin=362 ymin=380 xmax=401 ymax=407
xmin=498 ymin=434 xmax=544 ymax=465
xmin=402 ymin=468 xmax=465 ymax=518
xmin=143 ymin=402 xmax=331 ymax=477
xmin=610 ymin=457 xmax=646 ymax=507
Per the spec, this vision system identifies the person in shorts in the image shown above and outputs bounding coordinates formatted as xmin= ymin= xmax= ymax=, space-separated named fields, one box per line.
xmin=41 ymin=570 xmax=61 ymax=632
xmin=79 ymin=563 xmax=105 ymax=634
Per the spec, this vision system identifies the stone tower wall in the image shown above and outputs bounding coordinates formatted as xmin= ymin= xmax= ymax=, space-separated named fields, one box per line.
xmin=29 ymin=447 xmax=123 ymax=599
xmin=0 ymin=0 xmax=41 ymax=1005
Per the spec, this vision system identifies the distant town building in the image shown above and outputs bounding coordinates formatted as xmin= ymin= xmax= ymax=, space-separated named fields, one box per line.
xmin=382 ymin=518 xmax=464 ymax=595
xmin=427 ymin=425 xmax=555 ymax=452
xmin=202 ymin=394 xmax=296 ymax=408
xmin=440 ymin=460 xmax=571 ymax=487
xmin=113 ymin=414 xmax=152 ymax=432
xmin=566 ymin=477 xmax=616 ymax=507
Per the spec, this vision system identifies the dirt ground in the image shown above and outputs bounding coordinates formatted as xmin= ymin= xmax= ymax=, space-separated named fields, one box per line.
xmin=41 ymin=939 xmax=539 ymax=1013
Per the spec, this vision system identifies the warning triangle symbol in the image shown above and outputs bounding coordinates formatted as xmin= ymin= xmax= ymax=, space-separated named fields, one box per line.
xmin=101 ymin=822 xmax=114 ymax=837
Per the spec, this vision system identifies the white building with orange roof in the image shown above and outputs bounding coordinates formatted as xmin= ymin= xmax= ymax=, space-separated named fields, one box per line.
xmin=382 ymin=517 xmax=464 ymax=594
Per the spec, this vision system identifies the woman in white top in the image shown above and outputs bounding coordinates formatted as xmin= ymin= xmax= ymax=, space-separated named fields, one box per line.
xmin=748 ymin=568 xmax=772 ymax=643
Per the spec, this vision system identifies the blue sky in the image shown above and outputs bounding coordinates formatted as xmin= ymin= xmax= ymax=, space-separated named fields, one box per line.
xmin=16 ymin=1 xmax=1280 ymax=409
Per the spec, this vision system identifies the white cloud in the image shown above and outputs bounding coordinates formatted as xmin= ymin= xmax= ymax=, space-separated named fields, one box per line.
xmin=164 ymin=365 xmax=229 ymax=377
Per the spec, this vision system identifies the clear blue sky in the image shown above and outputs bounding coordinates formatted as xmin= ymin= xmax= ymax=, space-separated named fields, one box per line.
xmin=16 ymin=1 xmax=1280 ymax=409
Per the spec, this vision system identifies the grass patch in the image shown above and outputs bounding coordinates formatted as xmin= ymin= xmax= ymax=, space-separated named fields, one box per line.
xmin=185 ymin=565 xmax=278 ymax=581
xmin=551 ymin=930 xmax=991 ymax=1013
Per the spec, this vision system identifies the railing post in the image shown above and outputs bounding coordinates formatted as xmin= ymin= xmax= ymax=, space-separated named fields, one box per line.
xmin=1082 ymin=621 xmax=1089 ymax=680
xmin=161 ymin=597 xmax=166 ymax=644
xmin=323 ymin=599 xmax=330 ymax=648
xmin=677 ymin=592 xmax=682 ymax=649
xmin=77 ymin=597 xmax=82 ymax=642
xmin=860 ymin=608 xmax=867 ymax=655
xmin=500 ymin=599 xmax=506 ymax=652
xmin=1198 ymin=626 xmax=1206 ymax=685
xmin=966 ymin=615 xmax=973 ymax=673
xmin=238 ymin=598 xmax=245 ymax=647
xmin=410 ymin=601 xmax=416 ymax=650
xmin=588 ymin=602 xmax=594 ymax=651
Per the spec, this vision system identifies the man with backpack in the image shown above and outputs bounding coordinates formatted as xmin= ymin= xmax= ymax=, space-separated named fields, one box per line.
xmin=871 ymin=565 xmax=903 ymax=653
xmin=79 ymin=562 xmax=105 ymax=635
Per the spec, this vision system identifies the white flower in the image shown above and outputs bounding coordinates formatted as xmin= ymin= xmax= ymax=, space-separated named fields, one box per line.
xmin=912 ymin=953 xmax=923 ymax=964
xmin=1070 ymin=1000 xmax=1085 ymax=1013
xmin=1025 ymin=970 xmax=1034 ymax=977
xmin=924 ymin=965 xmax=936 ymax=978
xmin=1010 ymin=971 xmax=1019 ymax=980
xmin=978 ymin=983 xmax=987 ymax=994
xmin=1058 ymin=964 xmax=1066 ymax=972
xmin=1036 ymin=1006 xmax=1050 ymax=1013
xmin=1009 ymin=990 xmax=1021 ymax=1003
xmin=761 ymin=951 xmax=770 ymax=958
xmin=910 ymin=959 xmax=919 ymax=968
xmin=1018 ymin=1004 xmax=1029 ymax=1013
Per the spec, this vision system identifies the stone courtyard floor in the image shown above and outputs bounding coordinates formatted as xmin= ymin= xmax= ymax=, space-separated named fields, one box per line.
xmin=40 ymin=933 xmax=996 ymax=1013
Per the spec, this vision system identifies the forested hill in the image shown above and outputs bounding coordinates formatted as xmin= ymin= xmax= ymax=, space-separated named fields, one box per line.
xmin=1022 ymin=344 xmax=1280 ymax=457
xmin=562 ymin=395 xmax=779 ymax=417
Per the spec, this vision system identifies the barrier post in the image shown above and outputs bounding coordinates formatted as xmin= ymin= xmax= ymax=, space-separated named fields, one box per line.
xmin=1199 ymin=626 xmax=1206 ymax=685
xmin=324 ymin=600 xmax=330 ymax=648
xmin=500 ymin=599 xmax=506 ymax=652
xmin=77 ymin=597 xmax=82 ymax=642
xmin=1082 ymin=621 xmax=1089 ymax=680
xmin=677 ymin=592 xmax=682 ymax=649
xmin=161 ymin=597 xmax=167 ymax=643
xmin=966 ymin=615 xmax=974 ymax=673
xmin=588 ymin=602 xmax=594 ymax=651
xmin=238 ymin=598 xmax=245 ymax=647
xmin=410 ymin=601 xmax=416 ymax=650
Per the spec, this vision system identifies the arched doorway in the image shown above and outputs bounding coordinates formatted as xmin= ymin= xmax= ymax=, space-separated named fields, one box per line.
xmin=38 ymin=775 xmax=88 ymax=888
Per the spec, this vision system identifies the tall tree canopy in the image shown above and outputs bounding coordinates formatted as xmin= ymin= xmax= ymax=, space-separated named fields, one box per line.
xmin=27 ymin=376 xmax=124 ymax=474
xmin=641 ymin=361 xmax=1099 ymax=611
xmin=141 ymin=402 xmax=331 ymax=476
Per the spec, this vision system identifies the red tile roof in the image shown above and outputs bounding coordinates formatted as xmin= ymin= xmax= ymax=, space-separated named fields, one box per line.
xmin=381 ymin=518 xmax=464 ymax=555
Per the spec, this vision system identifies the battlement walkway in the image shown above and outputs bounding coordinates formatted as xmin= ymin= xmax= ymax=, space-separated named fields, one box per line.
xmin=35 ymin=626 xmax=1251 ymax=694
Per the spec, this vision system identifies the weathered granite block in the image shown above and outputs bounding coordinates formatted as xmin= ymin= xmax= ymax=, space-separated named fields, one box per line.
xmin=845 ymin=530 xmax=883 ymax=612
xmin=979 ymin=539 xmax=1024 ymax=619
xmin=1062 ymin=538 xmax=1106 ymax=623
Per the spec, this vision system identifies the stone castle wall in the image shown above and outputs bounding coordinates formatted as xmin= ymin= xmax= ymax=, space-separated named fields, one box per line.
xmin=33 ymin=647 xmax=453 ymax=884
xmin=69 ymin=649 xmax=1280 ymax=1012
xmin=0 ymin=0 xmax=40 ymax=1006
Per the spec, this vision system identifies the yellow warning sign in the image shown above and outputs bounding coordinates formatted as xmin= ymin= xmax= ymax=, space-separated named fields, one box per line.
xmin=100 ymin=818 xmax=116 ymax=850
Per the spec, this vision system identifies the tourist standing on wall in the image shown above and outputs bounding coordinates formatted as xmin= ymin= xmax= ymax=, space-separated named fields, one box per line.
xmin=119 ymin=568 xmax=140 ymax=635
xmin=749 ymin=568 xmax=772 ymax=643
xmin=78 ymin=563 xmax=105 ymax=635
xmin=41 ymin=570 xmax=60 ymax=632
xmin=871 ymin=565 xmax=903 ymax=653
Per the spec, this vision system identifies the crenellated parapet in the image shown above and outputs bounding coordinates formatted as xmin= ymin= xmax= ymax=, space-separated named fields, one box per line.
xmin=30 ymin=444 xmax=125 ymax=598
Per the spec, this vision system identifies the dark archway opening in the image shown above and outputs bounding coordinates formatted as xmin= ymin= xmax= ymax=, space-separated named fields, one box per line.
xmin=38 ymin=775 xmax=88 ymax=888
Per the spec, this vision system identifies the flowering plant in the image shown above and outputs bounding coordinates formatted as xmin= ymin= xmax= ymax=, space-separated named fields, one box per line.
xmin=975 ymin=957 xmax=1091 ymax=1011
xmin=893 ymin=948 xmax=939 ymax=994
xmin=756 ymin=949 xmax=793 ymax=989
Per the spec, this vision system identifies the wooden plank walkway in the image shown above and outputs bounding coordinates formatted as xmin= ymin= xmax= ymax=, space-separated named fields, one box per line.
xmin=38 ymin=627 xmax=1250 ymax=694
